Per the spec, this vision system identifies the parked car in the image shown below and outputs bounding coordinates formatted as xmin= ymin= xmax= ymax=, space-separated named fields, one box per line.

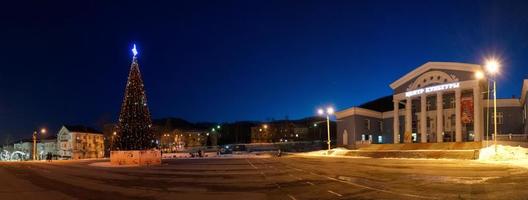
xmin=219 ymin=144 xmax=247 ymax=154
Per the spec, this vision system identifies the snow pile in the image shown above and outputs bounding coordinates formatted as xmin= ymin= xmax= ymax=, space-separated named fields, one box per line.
xmin=328 ymin=148 xmax=351 ymax=156
xmin=303 ymin=148 xmax=351 ymax=157
xmin=479 ymin=145 xmax=528 ymax=161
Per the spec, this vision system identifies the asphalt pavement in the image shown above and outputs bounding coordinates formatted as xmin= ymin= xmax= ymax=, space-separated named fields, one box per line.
xmin=0 ymin=155 xmax=527 ymax=200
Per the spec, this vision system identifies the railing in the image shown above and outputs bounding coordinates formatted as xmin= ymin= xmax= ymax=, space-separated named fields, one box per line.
xmin=355 ymin=140 xmax=372 ymax=145
xmin=491 ymin=134 xmax=528 ymax=142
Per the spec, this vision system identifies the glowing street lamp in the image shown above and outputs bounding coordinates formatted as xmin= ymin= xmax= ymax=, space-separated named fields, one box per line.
xmin=479 ymin=58 xmax=501 ymax=153
xmin=317 ymin=106 xmax=334 ymax=151
xmin=485 ymin=58 xmax=500 ymax=74
xmin=486 ymin=59 xmax=500 ymax=153
xmin=474 ymin=70 xmax=484 ymax=80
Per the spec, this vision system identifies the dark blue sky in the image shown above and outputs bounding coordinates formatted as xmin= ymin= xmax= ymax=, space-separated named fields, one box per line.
xmin=1 ymin=0 xmax=528 ymax=139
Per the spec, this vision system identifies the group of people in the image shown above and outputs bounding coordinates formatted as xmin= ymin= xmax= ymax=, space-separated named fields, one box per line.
xmin=45 ymin=152 xmax=53 ymax=162
xmin=189 ymin=149 xmax=206 ymax=158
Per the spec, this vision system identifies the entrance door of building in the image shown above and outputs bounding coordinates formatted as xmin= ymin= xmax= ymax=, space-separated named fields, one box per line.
xmin=343 ymin=130 xmax=348 ymax=145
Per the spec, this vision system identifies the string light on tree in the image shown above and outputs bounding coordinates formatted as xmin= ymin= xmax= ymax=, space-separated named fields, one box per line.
xmin=113 ymin=44 xmax=156 ymax=150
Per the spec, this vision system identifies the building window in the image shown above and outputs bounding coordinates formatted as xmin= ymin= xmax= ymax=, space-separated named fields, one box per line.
xmin=426 ymin=101 xmax=433 ymax=111
xmin=365 ymin=119 xmax=371 ymax=131
xmin=450 ymin=114 xmax=456 ymax=130
xmin=379 ymin=121 xmax=383 ymax=132
xmin=60 ymin=134 xmax=70 ymax=141
xmin=492 ymin=112 xmax=504 ymax=125
xmin=428 ymin=117 xmax=435 ymax=130
xmin=361 ymin=134 xmax=366 ymax=141
xmin=523 ymin=104 xmax=528 ymax=123
xmin=378 ymin=136 xmax=383 ymax=143
xmin=449 ymin=96 xmax=455 ymax=108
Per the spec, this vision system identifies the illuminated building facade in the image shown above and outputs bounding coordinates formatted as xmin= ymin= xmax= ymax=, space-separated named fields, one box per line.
xmin=337 ymin=62 xmax=528 ymax=147
xmin=250 ymin=117 xmax=328 ymax=143
xmin=159 ymin=129 xmax=217 ymax=152
xmin=57 ymin=125 xmax=105 ymax=159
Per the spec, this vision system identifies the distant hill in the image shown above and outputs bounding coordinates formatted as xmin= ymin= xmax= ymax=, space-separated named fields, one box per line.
xmin=152 ymin=117 xmax=199 ymax=130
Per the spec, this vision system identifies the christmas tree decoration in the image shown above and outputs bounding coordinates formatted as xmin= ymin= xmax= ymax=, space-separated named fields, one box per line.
xmin=114 ymin=44 xmax=156 ymax=150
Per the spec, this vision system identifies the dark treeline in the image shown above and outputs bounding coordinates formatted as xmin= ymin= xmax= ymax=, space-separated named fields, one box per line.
xmin=150 ymin=117 xmax=336 ymax=145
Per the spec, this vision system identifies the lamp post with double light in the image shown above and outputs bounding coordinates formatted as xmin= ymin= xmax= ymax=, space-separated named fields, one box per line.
xmin=162 ymin=133 xmax=170 ymax=152
xmin=317 ymin=107 xmax=334 ymax=151
xmin=210 ymin=125 xmax=221 ymax=147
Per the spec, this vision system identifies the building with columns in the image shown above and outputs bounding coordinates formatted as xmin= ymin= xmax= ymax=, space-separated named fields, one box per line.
xmin=336 ymin=62 xmax=528 ymax=147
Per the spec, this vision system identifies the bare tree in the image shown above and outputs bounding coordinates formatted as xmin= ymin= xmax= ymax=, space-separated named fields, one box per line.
xmin=3 ymin=134 xmax=12 ymax=146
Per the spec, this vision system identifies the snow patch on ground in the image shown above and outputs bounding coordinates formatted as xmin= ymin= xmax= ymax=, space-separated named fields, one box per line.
xmin=479 ymin=145 xmax=528 ymax=160
xmin=89 ymin=162 xmax=140 ymax=168
xmin=162 ymin=153 xmax=273 ymax=160
xmin=298 ymin=145 xmax=528 ymax=171
xmin=303 ymin=148 xmax=350 ymax=156
xmin=379 ymin=157 xmax=458 ymax=161
xmin=298 ymin=148 xmax=369 ymax=158
xmin=478 ymin=145 xmax=528 ymax=169
xmin=407 ymin=174 xmax=499 ymax=184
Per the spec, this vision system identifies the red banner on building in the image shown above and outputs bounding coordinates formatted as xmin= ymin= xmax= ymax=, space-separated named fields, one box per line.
xmin=461 ymin=96 xmax=474 ymax=124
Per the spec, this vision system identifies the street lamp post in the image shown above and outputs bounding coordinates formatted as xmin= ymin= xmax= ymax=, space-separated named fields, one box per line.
xmin=318 ymin=107 xmax=334 ymax=151
xmin=485 ymin=59 xmax=500 ymax=153
xmin=477 ymin=58 xmax=500 ymax=153
xmin=210 ymin=125 xmax=221 ymax=147
xmin=111 ymin=131 xmax=117 ymax=151
xmin=33 ymin=128 xmax=46 ymax=160
xmin=492 ymin=78 xmax=498 ymax=152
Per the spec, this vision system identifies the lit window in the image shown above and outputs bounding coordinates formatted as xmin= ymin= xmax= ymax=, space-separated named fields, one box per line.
xmin=378 ymin=136 xmax=383 ymax=143
xmin=365 ymin=119 xmax=371 ymax=131
xmin=449 ymin=96 xmax=455 ymax=108
xmin=492 ymin=112 xmax=504 ymax=125
xmin=361 ymin=134 xmax=366 ymax=141
xmin=426 ymin=101 xmax=432 ymax=111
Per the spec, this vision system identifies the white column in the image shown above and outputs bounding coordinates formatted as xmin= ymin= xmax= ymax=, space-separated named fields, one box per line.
xmin=455 ymin=89 xmax=462 ymax=142
xmin=405 ymin=98 xmax=412 ymax=143
xmin=420 ymin=94 xmax=427 ymax=143
xmin=473 ymin=86 xmax=482 ymax=141
xmin=436 ymin=92 xmax=443 ymax=143
xmin=393 ymin=99 xmax=400 ymax=144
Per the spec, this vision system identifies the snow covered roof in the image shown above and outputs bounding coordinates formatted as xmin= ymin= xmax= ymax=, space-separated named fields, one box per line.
xmin=63 ymin=125 xmax=102 ymax=134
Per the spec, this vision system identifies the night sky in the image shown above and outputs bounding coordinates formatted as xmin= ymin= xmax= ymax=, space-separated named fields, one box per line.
xmin=1 ymin=0 xmax=528 ymax=139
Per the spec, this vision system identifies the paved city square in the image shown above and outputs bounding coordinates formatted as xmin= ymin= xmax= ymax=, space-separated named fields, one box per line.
xmin=1 ymin=155 xmax=527 ymax=200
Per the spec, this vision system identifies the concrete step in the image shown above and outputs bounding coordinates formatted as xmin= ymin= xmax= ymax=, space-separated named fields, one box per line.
xmin=345 ymin=149 xmax=480 ymax=160
xmin=356 ymin=141 xmax=483 ymax=151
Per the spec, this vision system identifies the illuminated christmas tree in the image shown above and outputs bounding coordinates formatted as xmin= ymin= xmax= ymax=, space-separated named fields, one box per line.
xmin=114 ymin=44 xmax=156 ymax=150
